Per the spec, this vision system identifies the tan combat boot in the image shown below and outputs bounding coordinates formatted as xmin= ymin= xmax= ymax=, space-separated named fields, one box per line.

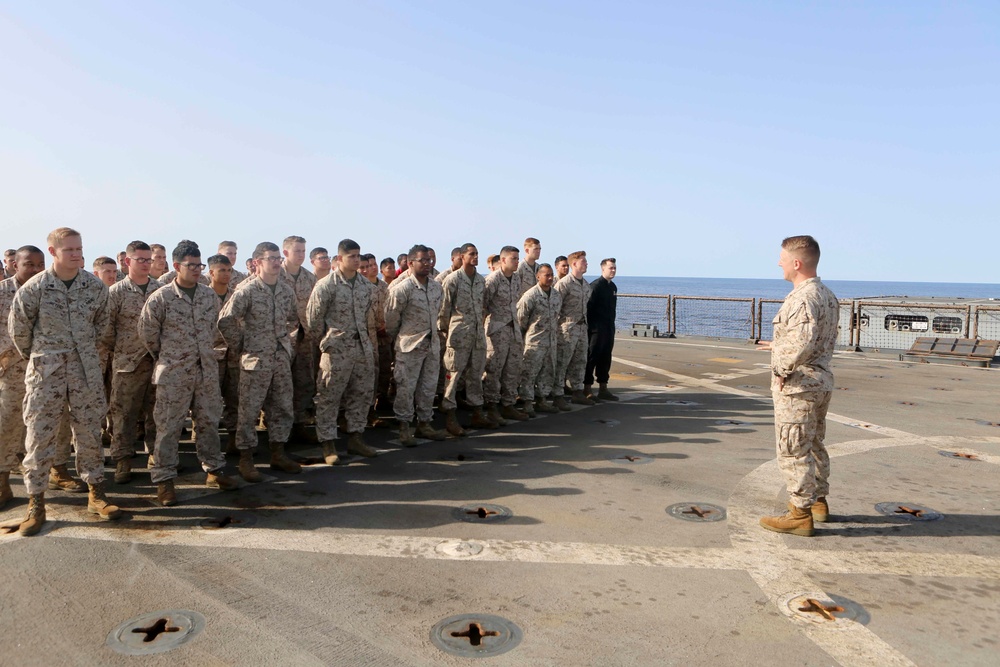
xmin=269 ymin=442 xmax=302 ymax=473
xmin=87 ymin=482 xmax=123 ymax=521
xmin=346 ymin=432 xmax=378 ymax=457
xmin=444 ymin=410 xmax=466 ymax=437
xmin=597 ymin=384 xmax=619 ymax=401
xmin=206 ymin=469 xmax=239 ymax=491
xmin=157 ymin=479 xmax=177 ymax=507
xmin=49 ymin=464 xmax=86 ymax=492
xmin=535 ymin=398 xmax=558 ymax=414
xmin=500 ymin=404 xmax=529 ymax=422
xmin=759 ymin=506 xmax=814 ymax=537
xmin=486 ymin=403 xmax=508 ymax=426
xmin=399 ymin=421 xmax=417 ymax=447
xmin=552 ymin=395 xmax=572 ymax=412
xmin=19 ymin=493 xmax=46 ymax=536
xmin=319 ymin=440 xmax=340 ymax=466
xmin=238 ymin=449 xmax=263 ymax=482
xmin=469 ymin=407 xmax=497 ymax=429
xmin=416 ymin=422 xmax=447 ymax=441
xmin=520 ymin=401 xmax=536 ymax=418
xmin=0 ymin=471 xmax=13 ymax=510
xmin=114 ymin=458 xmax=132 ymax=484
xmin=789 ymin=498 xmax=829 ymax=523
xmin=571 ymin=390 xmax=595 ymax=406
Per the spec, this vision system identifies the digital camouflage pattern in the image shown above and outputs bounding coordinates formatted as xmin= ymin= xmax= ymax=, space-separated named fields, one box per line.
xmin=438 ymin=269 xmax=486 ymax=411
xmin=385 ymin=275 xmax=443 ymax=423
xmin=280 ymin=265 xmax=318 ymax=422
xmin=0 ymin=276 xmax=28 ymax=473
xmin=483 ymin=269 xmax=523 ymax=406
xmin=515 ymin=260 xmax=537 ymax=298
xmin=517 ymin=283 xmax=562 ymax=403
xmin=553 ymin=273 xmax=590 ymax=391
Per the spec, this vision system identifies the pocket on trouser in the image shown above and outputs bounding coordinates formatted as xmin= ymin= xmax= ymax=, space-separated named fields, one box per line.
xmin=776 ymin=423 xmax=810 ymax=458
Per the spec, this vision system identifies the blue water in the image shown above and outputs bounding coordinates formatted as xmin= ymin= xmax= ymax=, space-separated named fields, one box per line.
xmin=595 ymin=276 xmax=1000 ymax=301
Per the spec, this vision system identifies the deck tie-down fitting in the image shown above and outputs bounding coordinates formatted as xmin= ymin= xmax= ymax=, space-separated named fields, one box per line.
xmin=451 ymin=623 xmax=500 ymax=646
xmin=797 ymin=599 xmax=845 ymax=621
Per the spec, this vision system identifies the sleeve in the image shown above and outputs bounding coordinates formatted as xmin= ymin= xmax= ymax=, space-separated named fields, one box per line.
xmin=138 ymin=294 xmax=163 ymax=358
xmin=437 ymin=277 xmax=454 ymax=334
xmin=384 ymin=286 xmax=404 ymax=341
xmin=9 ymin=284 xmax=39 ymax=360
xmin=304 ymin=283 xmax=327 ymax=341
xmin=217 ymin=288 xmax=247 ymax=348
xmin=771 ymin=300 xmax=821 ymax=377
xmin=516 ymin=291 xmax=532 ymax=334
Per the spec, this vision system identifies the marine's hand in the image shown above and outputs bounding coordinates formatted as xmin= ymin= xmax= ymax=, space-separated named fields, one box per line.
xmin=756 ymin=340 xmax=772 ymax=351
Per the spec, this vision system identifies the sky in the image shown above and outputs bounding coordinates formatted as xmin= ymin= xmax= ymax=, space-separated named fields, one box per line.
xmin=0 ymin=1 xmax=997 ymax=282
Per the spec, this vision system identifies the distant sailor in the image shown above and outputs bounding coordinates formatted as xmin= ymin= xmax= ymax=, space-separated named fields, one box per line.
xmin=585 ymin=257 xmax=619 ymax=401
xmin=758 ymin=235 xmax=839 ymax=537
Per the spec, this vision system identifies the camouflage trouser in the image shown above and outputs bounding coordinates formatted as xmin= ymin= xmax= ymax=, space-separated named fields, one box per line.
xmin=22 ymin=352 xmax=107 ymax=495
xmin=219 ymin=359 xmax=240 ymax=432
xmin=0 ymin=360 xmax=28 ymax=473
xmin=109 ymin=357 xmax=156 ymax=461
xmin=441 ymin=343 xmax=485 ymax=411
xmin=393 ymin=340 xmax=439 ymax=423
xmin=774 ymin=390 xmax=832 ymax=509
xmin=314 ymin=338 xmax=373 ymax=440
xmin=484 ymin=326 xmax=522 ymax=406
xmin=237 ymin=349 xmax=294 ymax=449
xmin=291 ymin=333 xmax=317 ymax=423
xmin=555 ymin=323 xmax=588 ymax=391
xmin=369 ymin=335 xmax=379 ymax=407
xmin=55 ymin=407 xmax=73 ymax=466
xmin=519 ymin=343 xmax=556 ymax=403
xmin=376 ymin=335 xmax=393 ymax=401
xmin=151 ymin=368 xmax=225 ymax=483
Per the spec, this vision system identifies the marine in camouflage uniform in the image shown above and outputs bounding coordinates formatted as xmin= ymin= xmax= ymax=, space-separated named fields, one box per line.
xmin=9 ymin=232 xmax=122 ymax=534
xmin=371 ymin=276 xmax=392 ymax=409
xmin=0 ymin=275 xmax=30 ymax=485
xmin=104 ymin=273 xmax=162 ymax=480
xmin=517 ymin=274 xmax=562 ymax=410
xmin=138 ymin=279 xmax=228 ymax=489
xmin=553 ymin=254 xmax=592 ymax=402
xmin=438 ymin=266 xmax=487 ymax=413
xmin=760 ymin=236 xmax=839 ymax=537
xmin=218 ymin=261 xmax=302 ymax=477
xmin=515 ymin=238 xmax=541 ymax=299
xmin=482 ymin=248 xmax=527 ymax=421
xmin=306 ymin=245 xmax=378 ymax=460
xmin=280 ymin=262 xmax=318 ymax=426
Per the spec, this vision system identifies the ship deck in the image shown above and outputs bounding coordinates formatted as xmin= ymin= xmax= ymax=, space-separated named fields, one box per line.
xmin=2 ymin=336 xmax=998 ymax=666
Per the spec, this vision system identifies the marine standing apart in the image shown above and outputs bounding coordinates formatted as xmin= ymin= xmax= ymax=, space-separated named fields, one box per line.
xmin=9 ymin=228 xmax=122 ymax=536
xmin=584 ymin=257 xmax=619 ymax=401
xmin=758 ymin=235 xmax=840 ymax=537
xmin=138 ymin=241 xmax=237 ymax=506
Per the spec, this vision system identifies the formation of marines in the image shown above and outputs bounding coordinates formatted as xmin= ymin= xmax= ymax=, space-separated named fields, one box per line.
xmin=0 ymin=230 xmax=623 ymax=536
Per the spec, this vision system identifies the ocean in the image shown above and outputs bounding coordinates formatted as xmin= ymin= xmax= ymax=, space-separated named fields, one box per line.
xmin=599 ymin=276 xmax=1000 ymax=301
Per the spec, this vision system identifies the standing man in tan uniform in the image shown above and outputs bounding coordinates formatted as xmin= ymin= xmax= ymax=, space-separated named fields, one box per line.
xmin=554 ymin=251 xmax=594 ymax=406
xmin=208 ymin=254 xmax=240 ymax=446
xmin=438 ymin=243 xmax=494 ymax=435
xmin=0 ymin=246 xmax=46 ymax=508
xmin=218 ymin=241 xmax=248 ymax=286
xmin=149 ymin=244 xmax=169 ymax=279
xmin=483 ymin=245 xmax=529 ymax=423
xmin=517 ymin=263 xmax=563 ymax=416
xmin=305 ymin=239 xmax=378 ymax=464
xmin=280 ymin=235 xmax=318 ymax=440
xmin=758 ymin=235 xmax=840 ymax=537
xmin=516 ymin=237 xmax=541 ymax=298
xmin=9 ymin=227 xmax=123 ymax=536
xmin=219 ymin=242 xmax=302 ymax=480
xmin=104 ymin=241 xmax=161 ymax=484
xmin=139 ymin=241 xmax=237 ymax=505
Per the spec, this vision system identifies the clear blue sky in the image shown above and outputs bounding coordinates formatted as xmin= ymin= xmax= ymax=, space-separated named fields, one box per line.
xmin=1 ymin=1 xmax=996 ymax=282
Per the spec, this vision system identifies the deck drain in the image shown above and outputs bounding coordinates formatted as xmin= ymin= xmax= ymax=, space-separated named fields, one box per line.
xmin=664 ymin=400 xmax=699 ymax=406
xmin=714 ymin=419 xmax=750 ymax=427
xmin=874 ymin=502 xmax=943 ymax=521
xmin=930 ymin=387 xmax=952 ymax=391
xmin=106 ymin=609 xmax=205 ymax=655
xmin=870 ymin=375 xmax=886 ymax=379
xmin=198 ymin=513 xmax=257 ymax=530
xmin=937 ymin=450 xmax=980 ymax=461
xmin=610 ymin=454 xmax=653 ymax=464
xmin=738 ymin=384 xmax=760 ymax=389
xmin=592 ymin=419 xmax=620 ymax=427
xmin=435 ymin=540 xmax=486 ymax=558
xmin=778 ymin=592 xmax=866 ymax=626
xmin=430 ymin=613 xmax=522 ymax=657
xmin=453 ymin=504 xmax=513 ymax=523
xmin=836 ymin=387 xmax=851 ymax=391
xmin=666 ymin=503 xmax=726 ymax=522
xmin=898 ymin=401 xmax=916 ymax=406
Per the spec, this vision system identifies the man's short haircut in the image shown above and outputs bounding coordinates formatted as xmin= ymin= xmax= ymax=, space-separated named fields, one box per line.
xmin=567 ymin=251 xmax=586 ymax=264
xmin=380 ymin=257 xmax=395 ymax=270
xmin=459 ymin=243 xmax=477 ymax=254
xmin=126 ymin=240 xmax=150 ymax=254
xmin=218 ymin=241 xmax=237 ymax=251
xmin=93 ymin=256 xmax=116 ymax=269
xmin=500 ymin=245 xmax=519 ymax=258
xmin=309 ymin=247 xmax=328 ymax=260
xmin=397 ymin=253 xmax=408 ymax=263
xmin=554 ymin=255 xmax=568 ymax=264
xmin=407 ymin=244 xmax=429 ymax=261
xmin=253 ymin=241 xmax=280 ymax=259
xmin=208 ymin=254 xmax=231 ymax=268
xmin=172 ymin=241 xmax=201 ymax=263
xmin=487 ymin=254 xmax=498 ymax=266
xmin=245 ymin=258 xmax=254 ymax=269
xmin=535 ymin=262 xmax=552 ymax=275
xmin=524 ymin=237 xmax=540 ymax=248
xmin=283 ymin=235 xmax=306 ymax=249
xmin=150 ymin=243 xmax=166 ymax=253
xmin=16 ymin=245 xmax=43 ymax=257
xmin=782 ymin=235 xmax=821 ymax=266
xmin=47 ymin=227 xmax=82 ymax=247
xmin=3 ymin=249 xmax=15 ymax=257
xmin=360 ymin=253 xmax=375 ymax=262
xmin=450 ymin=247 xmax=462 ymax=258
xmin=600 ymin=257 xmax=616 ymax=268
xmin=338 ymin=239 xmax=361 ymax=255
